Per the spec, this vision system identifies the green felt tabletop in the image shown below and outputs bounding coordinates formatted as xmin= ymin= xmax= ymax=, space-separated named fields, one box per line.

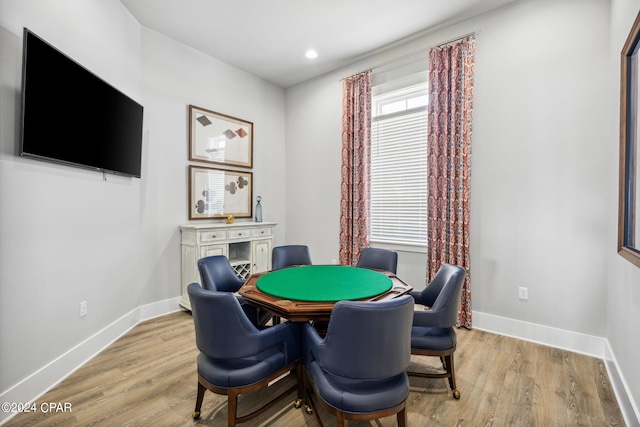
xmin=256 ymin=265 xmax=393 ymax=302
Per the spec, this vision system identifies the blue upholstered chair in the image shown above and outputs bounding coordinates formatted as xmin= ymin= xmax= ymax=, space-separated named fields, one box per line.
xmin=187 ymin=283 xmax=303 ymax=426
xmin=302 ymin=295 xmax=414 ymax=427
xmin=197 ymin=255 xmax=244 ymax=293
xmin=197 ymin=255 xmax=273 ymax=327
xmin=408 ymin=263 xmax=466 ymax=399
xmin=272 ymin=245 xmax=312 ymax=270
xmin=355 ymin=247 xmax=398 ymax=274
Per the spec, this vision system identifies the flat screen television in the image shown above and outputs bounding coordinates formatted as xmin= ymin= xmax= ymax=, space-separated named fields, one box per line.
xmin=20 ymin=29 xmax=144 ymax=178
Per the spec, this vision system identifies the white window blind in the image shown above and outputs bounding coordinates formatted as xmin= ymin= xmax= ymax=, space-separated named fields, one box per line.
xmin=370 ymin=105 xmax=428 ymax=245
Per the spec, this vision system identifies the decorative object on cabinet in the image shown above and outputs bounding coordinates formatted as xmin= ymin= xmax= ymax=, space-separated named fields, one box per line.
xmin=180 ymin=222 xmax=276 ymax=311
xmin=255 ymin=196 xmax=262 ymax=222
xmin=189 ymin=105 xmax=253 ymax=169
xmin=189 ymin=165 xmax=253 ymax=220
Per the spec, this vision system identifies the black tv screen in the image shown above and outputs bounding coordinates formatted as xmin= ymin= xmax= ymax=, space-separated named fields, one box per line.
xmin=20 ymin=29 xmax=144 ymax=178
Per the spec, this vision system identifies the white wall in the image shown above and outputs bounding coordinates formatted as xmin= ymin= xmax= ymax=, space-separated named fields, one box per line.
xmin=137 ymin=28 xmax=287 ymax=303
xmin=0 ymin=0 xmax=144 ymax=397
xmin=285 ymin=0 xmax=638 ymax=422
xmin=284 ymin=78 xmax=342 ymax=259
xmin=607 ymin=0 xmax=640 ymax=420
xmin=471 ymin=0 xmax=613 ymax=336
xmin=0 ymin=0 xmax=287 ymax=420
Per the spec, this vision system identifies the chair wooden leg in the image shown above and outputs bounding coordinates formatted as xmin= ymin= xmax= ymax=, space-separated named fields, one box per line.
xmin=336 ymin=411 xmax=346 ymax=427
xmin=227 ymin=391 xmax=239 ymax=427
xmin=445 ymin=354 xmax=456 ymax=391
xmin=193 ymin=381 xmax=206 ymax=419
xmin=444 ymin=353 xmax=460 ymax=399
xmin=302 ymin=367 xmax=313 ymax=415
xmin=294 ymin=367 xmax=304 ymax=408
xmin=409 ymin=349 xmax=460 ymax=399
xmin=397 ymin=406 xmax=407 ymax=427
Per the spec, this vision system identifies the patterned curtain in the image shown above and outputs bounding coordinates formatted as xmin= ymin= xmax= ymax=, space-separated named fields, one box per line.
xmin=339 ymin=70 xmax=372 ymax=266
xmin=426 ymin=36 xmax=475 ymax=328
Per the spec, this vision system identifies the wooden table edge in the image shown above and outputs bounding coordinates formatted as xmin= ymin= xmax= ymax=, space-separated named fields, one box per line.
xmin=238 ymin=269 xmax=413 ymax=322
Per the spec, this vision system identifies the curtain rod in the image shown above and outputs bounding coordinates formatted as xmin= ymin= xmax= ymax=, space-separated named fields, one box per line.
xmin=342 ymin=31 xmax=477 ymax=81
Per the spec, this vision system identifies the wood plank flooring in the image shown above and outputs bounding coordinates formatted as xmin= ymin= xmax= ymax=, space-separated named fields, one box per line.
xmin=5 ymin=311 xmax=625 ymax=426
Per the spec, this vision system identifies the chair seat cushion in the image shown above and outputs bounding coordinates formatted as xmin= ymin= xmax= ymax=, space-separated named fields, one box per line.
xmin=307 ymin=361 xmax=409 ymax=413
xmin=198 ymin=346 xmax=285 ymax=388
xmin=411 ymin=326 xmax=456 ymax=351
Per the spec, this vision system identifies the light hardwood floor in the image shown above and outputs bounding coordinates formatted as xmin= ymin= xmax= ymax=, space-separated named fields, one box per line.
xmin=5 ymin=311 xmax=624 ymax=426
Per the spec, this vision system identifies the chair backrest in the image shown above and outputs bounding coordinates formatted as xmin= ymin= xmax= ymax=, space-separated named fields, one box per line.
xmin=197 ymin=255 xmax=244 ymax=293
xmin=417 ymin=264 xmax=466 ymax=327
xmin=413 ymin=263 xmax=465 ymax=307
xmin=271 ymin=245 xmax=312 ymax=270
xmin=355 ymin=248 xmax=398 ymax=273
xmin=320 ymin=295 xmax=413 ymax=380
xmin=187 ymin=283 xmax=260 ymax=359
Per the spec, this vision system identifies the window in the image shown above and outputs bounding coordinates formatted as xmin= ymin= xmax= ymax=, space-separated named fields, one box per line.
xmin=370 ymin=82 xmax=428 ymax=249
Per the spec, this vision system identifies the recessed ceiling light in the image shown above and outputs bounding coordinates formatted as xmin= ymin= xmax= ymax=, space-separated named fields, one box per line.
xmin=305 ymin=49 xmax=318 ymax=59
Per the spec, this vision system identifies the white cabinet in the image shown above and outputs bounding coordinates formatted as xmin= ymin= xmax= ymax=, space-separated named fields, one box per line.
xmin=253 ymin=239 xmax=271 ymax=273
xmin=180 ymin=222 xmax=276 ymax=310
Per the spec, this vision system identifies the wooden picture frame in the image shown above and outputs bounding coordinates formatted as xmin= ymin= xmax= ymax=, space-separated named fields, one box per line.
xmin=189 ymin=165 xmax=253 ymax=220
xmin=618 ymin=10 xmax=640 ymax=268
xmin=189 ymin=105 xmax=253 ymax=168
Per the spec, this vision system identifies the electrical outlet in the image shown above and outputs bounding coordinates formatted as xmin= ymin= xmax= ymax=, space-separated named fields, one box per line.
xmin=80 ymin=301 xmax=87 ymax=317
xmin=518 ymin=287 xmax=528 ymax=300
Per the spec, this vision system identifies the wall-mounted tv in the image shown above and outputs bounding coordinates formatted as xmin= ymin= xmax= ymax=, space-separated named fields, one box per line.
xmin=20 ymin=29 xmax=144 ymax=178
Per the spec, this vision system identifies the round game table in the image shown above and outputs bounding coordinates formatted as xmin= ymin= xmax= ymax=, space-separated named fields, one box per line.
xmin=238 ymin=265 xmax=413 ymax=322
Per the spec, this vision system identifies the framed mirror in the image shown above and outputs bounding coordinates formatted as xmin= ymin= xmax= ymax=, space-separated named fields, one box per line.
xmin=619 ymin=11 xmax=640 ymax=268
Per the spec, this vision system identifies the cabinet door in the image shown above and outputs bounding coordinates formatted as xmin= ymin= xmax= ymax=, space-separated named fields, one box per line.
xmin=252 ymin=239 xmax=271 ymax=273
xmin=201 ymin=244 xmax=227 ymax=258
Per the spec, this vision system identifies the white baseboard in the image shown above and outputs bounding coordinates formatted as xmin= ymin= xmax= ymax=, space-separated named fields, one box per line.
xmin=473 ymin=310 xmax=640 ymax=427
xmin=604 ymin=341 xmax=640 ymax=427
xmin=0 ymin=297 xmax=182 ymax=426
xmin=472 ymin=311 xmax=606 ymax=357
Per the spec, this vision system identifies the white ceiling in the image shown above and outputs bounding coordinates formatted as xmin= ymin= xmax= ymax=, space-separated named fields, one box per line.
xmin=120 ymin=0 xmax=516 ymax=88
